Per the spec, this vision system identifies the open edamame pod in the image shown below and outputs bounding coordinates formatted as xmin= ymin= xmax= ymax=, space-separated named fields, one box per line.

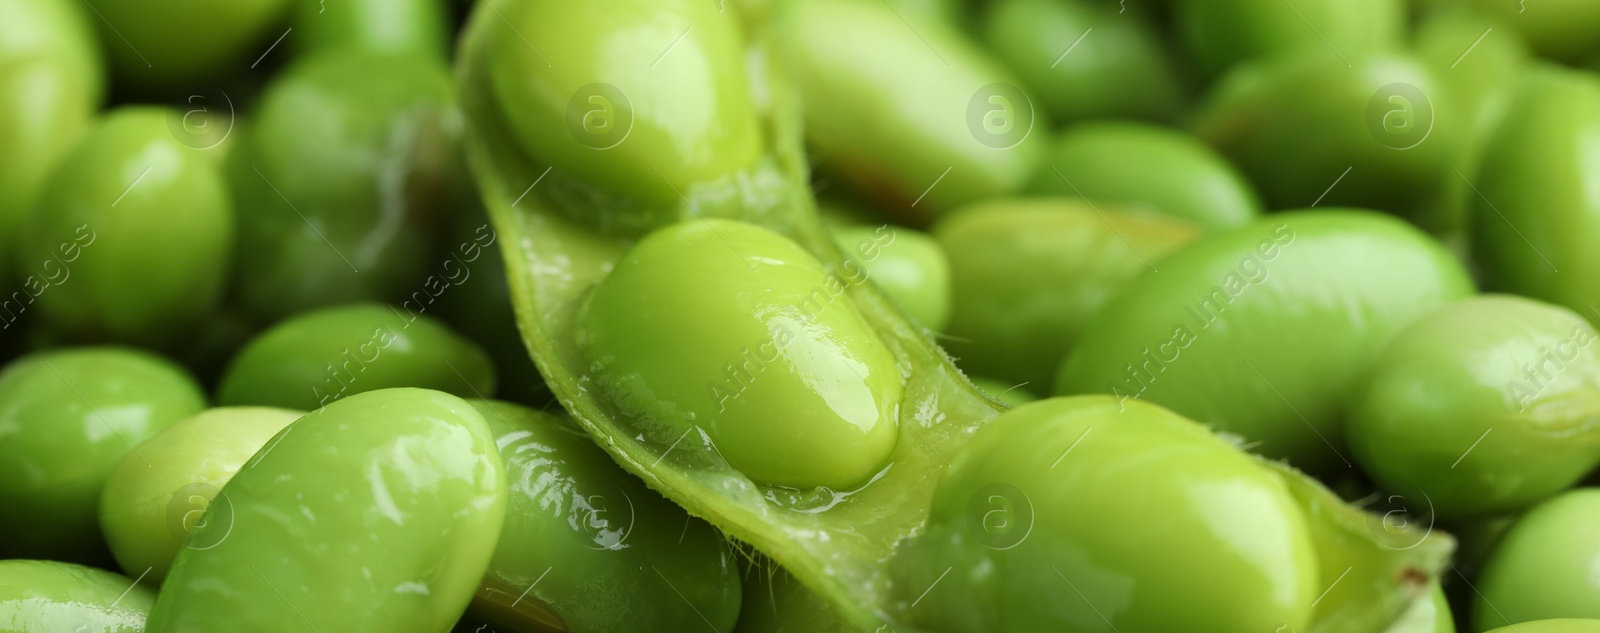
xmin=99 ymin=406 xmax=304 ymax=582
xmin=469 ymin=400 xmax=740 ymax=632
xmin=1473 ymin=489 xmax=1600 ymax=629
xmin=0 ymin=347 xmax=206 ymax=564
xmin=148 ymin=388 xmax=506 ymax=632
xmin=458 ymin=1 xmax=1450 ymax=629
xmin=1348 ymin=296 xmax=1600 ymax=519
xmin=1055 ymin=211 xmax=1475 ymax=475
xmin=1471 ymin=66 xmax=1600 ymax=323
xmin=0 ymin=560 xmax=155 ymax=633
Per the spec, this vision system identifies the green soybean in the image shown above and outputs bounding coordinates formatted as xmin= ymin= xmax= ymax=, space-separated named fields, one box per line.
xmin=936 ymin=198 xmax=1200 ymax=391
xmin=0 ymin=0 xmax=102 ymax=288
xmin=469 ymin=400 xmax=740 ymax=633
xmin=485 ymin=0 xmax=762 ymax=210
xmin=980 ymin=0 xmax=1183 ymax=124
xmin=99 ymin=407 xmax=304 ymax=582
xmin=217 ymin=303 xmax=496 ymax=411
xmin=1055 ymin=211 xmax=1475 ymax=475
xmin=1172 ymin=0 xmax=1403 ymax=79
xmin=1474 ymin=489 xmax=1600 ymax=629
xmin=0 ymin=560 xmax=155 ymax=633
xmin=229 ymin=50 xmax=463 ymax=320
xmin=290 ymin=0 xmax=450 ymax=59
xmin=147 ymin=388 xmax=506 ymax=632
xmin=782 ymin=0 xmax=1047 ymax=219
xmin=1192 ymin=51 xmax=1462 ymax=224
xmin=0 ymin=347 xmax=206 ymax=563
xmin=85 ymin=0 xmax=290 ymax=89
xmin=832 ymin=224 xmax=952 ymax=331
xmin=20 ymin=107 xmax=234 ymax=346
xmin=1348 ymin=296 xmax=1600 ymax=519
xmin=894 ymin=396 xmax=1450 ymax=632
xmin=1389 ymin=583 xmax=1455 ymax=633
xmin=1471 ymin=66 xmax=1600 ymax=322
xmin=1413 ymin=7 xmax=1529 ymax=248
xmin=1027 ymin=121 xmax=1262 ymax=229
xmin=576 ymin=219 xmax=902 ymax=490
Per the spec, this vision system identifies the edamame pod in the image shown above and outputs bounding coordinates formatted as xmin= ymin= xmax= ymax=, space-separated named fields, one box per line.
xmin=0 ymin=347 xmax=206 ymax=563
xmin=894 ymin=396 xmax=1450 ymax=632
xmin=469 ymin=400 xmax=740 ymax=633
xmin=1173 ymin=0 xmax=1404 ymax=79
xmin=99 ymin=407 xmax=304 ymax=582
xmin=20 ymin=107 xmax=234 ymax=346
xmin=485 ymin=0 xmax=762 ymax=210
xmin=968 ymin=377 xmax=1039 ymax=407
xmin=980 ymin=0 xmax=1183 ymax=124
xmin=460 ymin=2 xmax=1006 ymax=624
xmin=147 ymin=388 xmax=506 ymax=632
xmin=832 ymin=224 xmax=952 ymax=331
xmin=782 ymin=0 xmax=1048 ymax=219
xmin=290 ymin=0 xmax=450 ymax=59
xmin=1192 ymin=52 xmax=1462 ymax=223
xmin=229 ymin=50 xmax=463 ymax=320
xmin=734 ymin=565 xmax=851 ymax=633
xmin=1026 ymin=121 xmax=1262 ymax=229
xmin=1348 ymin=296 xmax=1600 ymax=519
xmin=217 ymin=303 xmax=496 ymax=411
xmin=1388 ymin=583 xmax=1456 ymax=633
xmin=1474 ymin=489 xmax=1600 ymax=629
xmin=575 ymin=219 xmax=902 ymax=490
xmin=1055 ymin=211 xmax=1475 ymax=474
xmin=936 ymin=198 xmax=1200 ymax=390
xmin=1471 ymin=66 xmax=1600 ymax=322
xmin=85 ymin=0 xmax=290 ymax=89
xmin=459 ymin=1 xmax=1452 ymax=627
xmin=0 ymin=560 xmax=155 ymax=633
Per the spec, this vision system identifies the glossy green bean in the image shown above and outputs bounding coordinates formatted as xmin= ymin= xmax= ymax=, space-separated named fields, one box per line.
xmin=147 ymin=388 xmax=506 ymax=632
xmin=0 ymin=560 xmax=154 ymax=633
xmin=468 ymin=400 xmax=740 ymax=633
xmin=217 ymin=303 xmax=496 ymax=411
xmin=1474 ymin=489 xmax=1600 ymax=629
xmin=0 ymin=347 xmax=206 ymax=564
